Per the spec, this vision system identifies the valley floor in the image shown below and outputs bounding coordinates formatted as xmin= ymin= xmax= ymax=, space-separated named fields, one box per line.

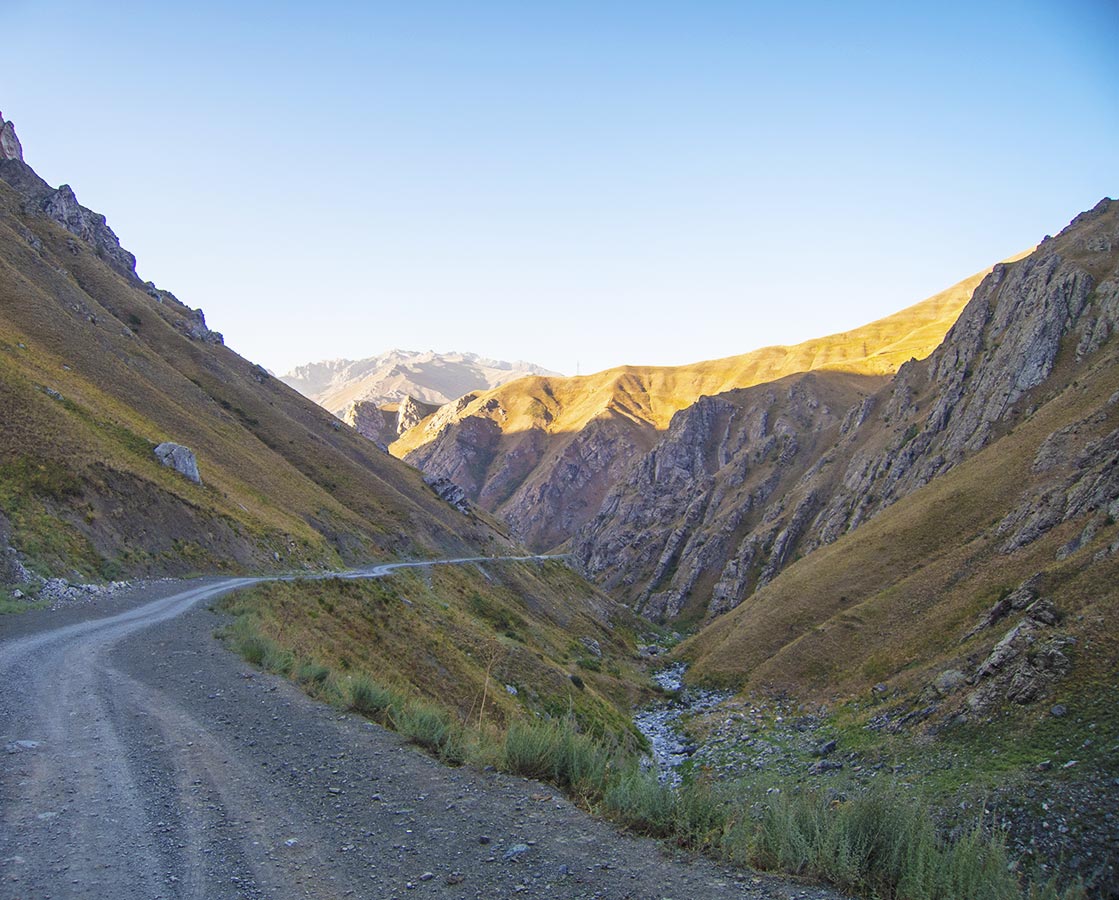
xmin=0 ymin=577 xmax=846 ymax=900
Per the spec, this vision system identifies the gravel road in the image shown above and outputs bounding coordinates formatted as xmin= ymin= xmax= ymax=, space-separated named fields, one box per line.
xmin=0 ymin=575 xmax=846 ymax=900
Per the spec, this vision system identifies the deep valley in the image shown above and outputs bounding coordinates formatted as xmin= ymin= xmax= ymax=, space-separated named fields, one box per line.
xmin=1 ymin=104 xmax=1116 ymax=900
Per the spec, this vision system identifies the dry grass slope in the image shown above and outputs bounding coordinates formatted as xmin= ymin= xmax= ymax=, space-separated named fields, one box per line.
xmin=0 ymin=175 xmax=504 ymax=579
xmin=682 ymin=336 xmax=1119 ymax=709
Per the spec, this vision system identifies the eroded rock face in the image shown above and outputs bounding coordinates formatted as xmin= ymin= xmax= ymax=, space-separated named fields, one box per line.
xmin=575 ymin=372 xmax=878 ymax=619
xmin=0 ymin=115 xmax=137 ymax=280
xmin=154 ymin=443 xmax=202 ymax=484
xmin=396 ymin=395 xmax=429 ymax=434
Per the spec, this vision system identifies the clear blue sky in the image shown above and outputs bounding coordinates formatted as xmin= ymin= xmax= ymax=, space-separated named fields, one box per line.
xmin=4 ymin=1 xmax=1117 ymax=376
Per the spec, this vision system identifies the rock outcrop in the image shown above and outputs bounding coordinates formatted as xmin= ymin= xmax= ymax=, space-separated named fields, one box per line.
xmin=154 ymin=442 xmax=202 ymax=484
xmin=575 ymin=371 xmax=882 ymax=618
xmin=0 ymin=113 xmax=221 ymax=340
xmin=424 ymin=475 xmax=471 ymax=515
xmin=342 ymin=400 xmax=395 ymax=449
xmin=37 ymin=183 xmax=139 ymax=279
xmin=0 ymin=112 xmax=23 ymax=161
xmin=0 ymin=117 xmax=137 ymax=280
xmin=396 ymin=395 xmax=432 ymax=434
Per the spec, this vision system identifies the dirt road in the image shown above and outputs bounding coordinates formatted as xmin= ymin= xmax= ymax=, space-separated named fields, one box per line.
xmin=0 ymin=575 xmax=844 ymax=899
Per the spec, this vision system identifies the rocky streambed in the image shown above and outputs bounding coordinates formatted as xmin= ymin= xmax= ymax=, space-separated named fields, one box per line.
xmin=633 ymin=663 xmax=733 ymax=785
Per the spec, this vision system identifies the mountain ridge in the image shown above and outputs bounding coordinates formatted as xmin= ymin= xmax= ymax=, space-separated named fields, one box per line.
xmin=392 ymin=258 xmax=1022 ymax=550
xmin=578 ymin=200 xmax=1117 ymax=623
xmin=0 ymin=113 xmax=507 ymax=580
xmin=281 ymin=349 xmax=560 ymax=415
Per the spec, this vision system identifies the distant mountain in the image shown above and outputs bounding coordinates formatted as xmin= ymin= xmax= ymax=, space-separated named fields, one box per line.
xmin=280 ymin=350 xmax=559 ymax=417
xmin=391 ymin=262 xmax=1015 ymax=550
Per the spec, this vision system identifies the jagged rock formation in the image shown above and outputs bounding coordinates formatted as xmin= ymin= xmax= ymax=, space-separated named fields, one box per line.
xmin=281 ymin=350 xmax=558 ymax=417
xmin=395 ymin=264 xmax=1010 ymax=551
xmin=580 ymin=200 xmax=1119 ymax=623
xmin=0 ymin=112 xmax=23 ymax=161
xmin=341 ymin=395 xmax=440 ymax=449
xmin=342 ymin=400 xmax=396 ymax=449
xmin=0 ymin=113 xmax=220 ymax=337
xmin=576 ymin=371 xmax=884 ymax=619
xmin=395 ymin=395 xmax=434 ymax=434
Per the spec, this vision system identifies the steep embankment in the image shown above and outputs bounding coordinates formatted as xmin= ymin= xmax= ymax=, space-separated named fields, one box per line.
xmin=574 ymin=370 xmax=886 ymax=621
xmin=393 ymin=266 xmax=1002 ymax=550
xmin=0 ymin=115 xmax=502 ymax=582
xmin=673 ymin=198 xmax=1118 ymax=703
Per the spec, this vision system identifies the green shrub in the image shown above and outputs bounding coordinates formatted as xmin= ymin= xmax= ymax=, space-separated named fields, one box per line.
xmin=503 ymin=718 xmax=613 ymax=799
xmin=395 ymin=701 xmax=466 ymax=764
xmin=296 ymin=660 xmax=331 ymax=686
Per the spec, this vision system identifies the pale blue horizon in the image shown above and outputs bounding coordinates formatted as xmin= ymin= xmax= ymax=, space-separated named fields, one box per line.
xmin=4 ymin=0 xmax=1117 ymax=377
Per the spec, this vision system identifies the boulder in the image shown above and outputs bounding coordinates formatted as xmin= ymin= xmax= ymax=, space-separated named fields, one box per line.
xmin=933 ymin=669 xmax=967 ymax=696
xmin=423 ymin=475 xmax=469 ymax=514
xmin=154 ymin=442 xmax=202 ymax=484
xmin=579 ymin=637 xmax=603 ymax=658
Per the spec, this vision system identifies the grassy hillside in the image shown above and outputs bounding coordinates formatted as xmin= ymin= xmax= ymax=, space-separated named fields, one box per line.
xmin=682 ymin=335 xmax=1119 ymax=700
xmin=219 ymin=558 xmax=650 ymax=738
xmin=0 ymin=170 xmax=506 ymax=581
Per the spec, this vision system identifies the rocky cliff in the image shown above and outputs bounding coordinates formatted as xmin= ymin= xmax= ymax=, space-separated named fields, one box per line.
xmin=0 ymin=112 xmax=24 ymax=162
xmin=578 ymin=200 xmax=1119 ymax=622
xmin=0 ymin=113 xmax=222 ymax=340
xmin=396 ymin=263 xmax=1009 ymax=551
xmin=340 ymin=395 xmax=439 ymax=449
xmin=575 ymin=371 xmax=884 ymax=620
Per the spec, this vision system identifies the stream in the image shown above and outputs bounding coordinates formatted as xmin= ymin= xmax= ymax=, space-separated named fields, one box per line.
xmin=633 ymin=662 xmax=733 ymax=786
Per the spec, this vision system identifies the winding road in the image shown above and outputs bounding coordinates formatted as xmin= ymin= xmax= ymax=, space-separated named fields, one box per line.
xmin=0 ymin=563 xmax=843 ymax=900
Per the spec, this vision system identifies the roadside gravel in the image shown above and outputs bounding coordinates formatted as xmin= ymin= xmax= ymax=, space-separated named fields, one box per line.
xmin=0 ymin=578 xmax=847 ymax=900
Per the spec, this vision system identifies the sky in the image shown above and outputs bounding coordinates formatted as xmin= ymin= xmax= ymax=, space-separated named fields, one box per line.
xmin=3 ymin=1 xmax=1117 ymax=377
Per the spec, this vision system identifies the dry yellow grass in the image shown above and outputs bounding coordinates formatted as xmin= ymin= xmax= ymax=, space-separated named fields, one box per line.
xmin=392 ymin=256 xmax=1024 ymax=458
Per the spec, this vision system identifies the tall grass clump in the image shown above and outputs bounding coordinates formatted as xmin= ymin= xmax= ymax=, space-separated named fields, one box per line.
xmin=395 ymin=700 xmax=466 ymax=765
xmin=728 ymin=783 xmax=1084 ymax=900
xmin=503 ymin=718 xmax=614 ymax=800
xmin=601 ymin=769 xmax=677 ymax=837
xmin=347 ymin=674 xmax=404 ymax=722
